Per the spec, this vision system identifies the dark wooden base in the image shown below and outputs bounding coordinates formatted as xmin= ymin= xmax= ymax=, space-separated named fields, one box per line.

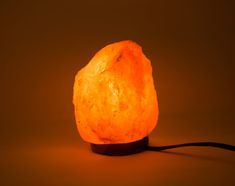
xmin=90 ymin=136 xmax=149 ymax=156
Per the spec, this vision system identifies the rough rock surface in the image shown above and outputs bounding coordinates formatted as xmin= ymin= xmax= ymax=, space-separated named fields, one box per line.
xmin=73 ymin=40 xmax=158 ymax=144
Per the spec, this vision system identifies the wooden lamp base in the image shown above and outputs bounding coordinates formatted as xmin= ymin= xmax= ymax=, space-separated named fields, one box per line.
xmin=90 ymin=136 xmax=148 ymax=156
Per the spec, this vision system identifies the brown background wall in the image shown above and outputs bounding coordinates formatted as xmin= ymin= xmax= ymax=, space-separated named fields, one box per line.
xmin=1 ymin=0 xmax=234 ymax=185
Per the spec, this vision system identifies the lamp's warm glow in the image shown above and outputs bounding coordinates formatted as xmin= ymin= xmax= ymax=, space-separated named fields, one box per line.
xmin=73 ymin=40 xmax=158 ymax=144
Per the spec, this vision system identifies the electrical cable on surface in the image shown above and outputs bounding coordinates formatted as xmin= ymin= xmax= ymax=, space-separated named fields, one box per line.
xmin=147 ymin=142 xmax=235 ymax=152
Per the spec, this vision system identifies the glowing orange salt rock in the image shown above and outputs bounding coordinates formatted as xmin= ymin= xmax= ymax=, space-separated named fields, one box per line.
xmin=73 ymin=40 xmax=158 ymax=144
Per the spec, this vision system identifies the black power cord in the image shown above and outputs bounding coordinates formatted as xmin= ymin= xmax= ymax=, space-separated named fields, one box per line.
xmin=147 ymin=142 xmax=235 ymax=152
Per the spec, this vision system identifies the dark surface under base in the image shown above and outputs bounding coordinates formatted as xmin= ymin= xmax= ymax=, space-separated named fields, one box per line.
xmin=90 ymin=136 xmax=149 ymax=156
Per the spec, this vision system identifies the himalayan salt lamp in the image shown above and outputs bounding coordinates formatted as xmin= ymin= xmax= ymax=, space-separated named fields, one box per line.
xmin=73 ymin=40 xmax=158 ymax=155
